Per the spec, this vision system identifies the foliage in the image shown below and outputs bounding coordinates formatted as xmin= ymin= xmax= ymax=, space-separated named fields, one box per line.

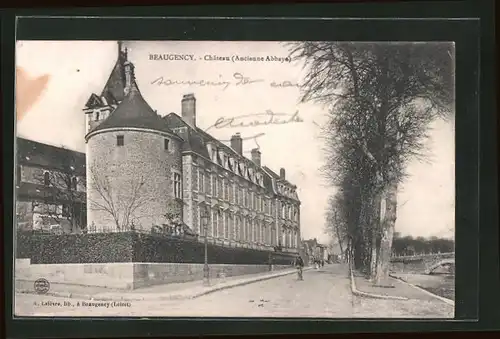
xmin=31 ymin=146 xmax=86 ymax=232
xmin=289 ymin=42 xmax=454 ymax=280
xmin=392 ymin=235 xmax=455 ymax=256
xmin=17 ymin=230 xmax=298 ymax=265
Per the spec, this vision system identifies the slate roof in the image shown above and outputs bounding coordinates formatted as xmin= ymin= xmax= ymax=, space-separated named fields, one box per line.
xmin=163 ymin=113 xmax=277 ymax=194
xmin=263 ymin=166 xmax=280 ymax=179
xmin=17 ymin=137 xmax=85 ymax=175
xmin=163 ymin=113 xmax=210 ymax=158
xmin=84 ymin=48 xmax=127 ymax=109
xmin=87 ymin=74 xmax=178 ymax=138
xmin=100 ymin=49 xmax=128 ymax=104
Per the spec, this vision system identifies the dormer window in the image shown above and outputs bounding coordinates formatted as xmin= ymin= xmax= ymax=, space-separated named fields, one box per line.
xmin=164 ymin=138 xmax=170 ymax=150
xmin=117 ymin=135 xmax=124 ymax=146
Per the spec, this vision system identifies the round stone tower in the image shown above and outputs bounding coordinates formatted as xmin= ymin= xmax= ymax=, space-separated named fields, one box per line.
xmin=84 ymin=52 xmax=183 ymax=232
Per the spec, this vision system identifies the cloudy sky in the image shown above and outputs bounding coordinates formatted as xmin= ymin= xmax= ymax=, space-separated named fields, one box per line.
xmin=16 ymin=40 xmax=455 ymax=242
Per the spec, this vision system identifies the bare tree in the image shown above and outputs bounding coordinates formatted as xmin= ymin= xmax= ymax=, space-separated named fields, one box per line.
xmin=88 ymin=165 xmax=152 ymax=231
xmin=290 ymin=42 xmax=454 ymax=285
xmin=324 ymin=194 xmax=349 ymax=256
xmin=32 ymin=147 xmax=86 ymax=233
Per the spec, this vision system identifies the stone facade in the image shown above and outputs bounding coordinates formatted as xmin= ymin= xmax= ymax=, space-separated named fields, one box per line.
xmin=15 ymin=259 xmax=290 ymax=289
xmin=86 ymin=129 xmax=183 ymax=231
xmin=15 ymin=137 xmax=86 ymax=233
xmin=82 ymin=42 xmax=302 ymax=255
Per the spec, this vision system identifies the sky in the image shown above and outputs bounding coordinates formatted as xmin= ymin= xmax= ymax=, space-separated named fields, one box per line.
xmin=16 ymin=40 xmax=455 ymax=242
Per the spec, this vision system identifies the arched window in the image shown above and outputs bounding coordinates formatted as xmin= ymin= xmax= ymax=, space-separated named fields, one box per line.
xmin=72 ymin=177 xmax=78 ymax=190
xmin=44 ymin=171 xmax=50 ymax=186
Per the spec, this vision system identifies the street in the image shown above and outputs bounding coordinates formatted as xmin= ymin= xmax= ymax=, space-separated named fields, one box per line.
xmin=14 ymin=264 xmax=453 ymax=318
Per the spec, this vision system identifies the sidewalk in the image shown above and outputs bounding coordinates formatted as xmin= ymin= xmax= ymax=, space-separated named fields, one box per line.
xmin=16 ymin=267 xmax=311 ymax=301
xmin=350 ymin=269 xmax=454 ymax=318
xmin=352 ymin=270 xmax=439 ymax=301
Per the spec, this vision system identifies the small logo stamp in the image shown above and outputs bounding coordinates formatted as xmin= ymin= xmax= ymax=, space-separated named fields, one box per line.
xmin=34 ymin=278 xmax=50 ymax=294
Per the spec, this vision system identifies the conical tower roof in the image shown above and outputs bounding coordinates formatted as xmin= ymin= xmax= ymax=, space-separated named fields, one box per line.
xmin=100 ymin=41 xmax=128 ymax=105
xmin=86 ymin=54 xmax=177 ymax=139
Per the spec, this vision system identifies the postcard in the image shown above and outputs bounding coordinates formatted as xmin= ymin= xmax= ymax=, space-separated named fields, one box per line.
xmin=14 ymin=40 xmax=455 ymax=318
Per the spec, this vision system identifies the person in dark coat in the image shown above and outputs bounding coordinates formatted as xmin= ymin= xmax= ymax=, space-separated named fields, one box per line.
xmin=295 ymin=255 xmax=304 ymax=280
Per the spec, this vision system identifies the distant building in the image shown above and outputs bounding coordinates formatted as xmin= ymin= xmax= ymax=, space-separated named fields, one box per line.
xmin=82 ymin=42 xmax=302 ymax=253
xmin=303 ymin=238 xmax=328 ymax=263
xmin=16 ymin=138 xmax=86 ymax=233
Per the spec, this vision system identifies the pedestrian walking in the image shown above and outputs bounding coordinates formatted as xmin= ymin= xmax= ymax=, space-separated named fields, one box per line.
xmin=295 ymin=255 xmax=304 ymax=281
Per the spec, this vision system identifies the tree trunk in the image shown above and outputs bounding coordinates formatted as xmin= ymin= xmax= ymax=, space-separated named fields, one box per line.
xmin=374 ymin=180 xmax=398 ymax=287
xmin=370 ymin=193 xmax=381 ymax=280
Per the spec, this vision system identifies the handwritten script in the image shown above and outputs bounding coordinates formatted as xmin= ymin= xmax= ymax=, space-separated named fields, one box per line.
xmin=218 ymin=132 xmax=267 ymax=150
xmin=205 ymin=110 xmax=304 ymax=132
xmin=150 ymin=72 xmax=300 ymax=91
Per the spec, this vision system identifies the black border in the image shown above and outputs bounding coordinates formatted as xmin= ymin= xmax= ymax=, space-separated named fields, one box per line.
xmin=3 ymin=1 xmax=497 ymax=337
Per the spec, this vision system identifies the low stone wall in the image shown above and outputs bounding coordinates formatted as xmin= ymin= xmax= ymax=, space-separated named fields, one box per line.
xmin=15 ymin=260 xmax=290 ymax=290
xmin=390 ymin=253 xmax=455 ymax=274
xmin=16 ymin=261 xmax=135 ymax=289
xmin=390 ymin=260 xmax=428 ymax=274
xmin=132 ymin=263 xmax=290 ymax=289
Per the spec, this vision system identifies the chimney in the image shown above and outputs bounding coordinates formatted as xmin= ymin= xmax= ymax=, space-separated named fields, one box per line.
xmin=230 ymin=133 xmax=243 ymax=155
xmin=124 ymin=61 xmax=135 ymax=96
xmin=280 ymin=168 xmax=286 ymax=180
xmin=181 ymin=93 xmax=196 ymax=127
xmin=251 ymin=148 xmax=261 ymax=167
xmin=118 ymin=41 xmax=128 ymax=61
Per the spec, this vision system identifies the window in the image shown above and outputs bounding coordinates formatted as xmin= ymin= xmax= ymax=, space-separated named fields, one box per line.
xmin=229 ymin=182 xmax=234 ymax=202
xmin=71 ymin=177 xmax=78 ymax=190
xmin=211 ymin=210 xmax=217 ymax=237
xmin=242 ymin=218 xmax=247 ymax=241
xmin=173 ymin=172 xmax=182 ymax=199
xmin=224 ymin=212 xmax=229 ymax=239
xmin=116 ymin=135 xmax=124 ymax=146
xmin=62 ymin=204 xmax=70 ymax=217
xmin=44 ymin=171 xmax=50 ymax=186
xmin=216 ymin=210 xmax=221 ymax=238
xmin=236 ymin=216 xmax=241 ymax=241
xmin=223 ymin=180 xmax=229 ymax=200
xmin=217 ymin=177 xmax=223 ymax=198
xmin=212 ymin=175 xmax=217 ymax=197
xmin=199 ymin=170 xmax=205 ymax=193
xmin=198 ymin=206 xmax=203 ymax=235
xmin=205 ymin=172 xmax=210 ymax=193
xmin=95 ymin=112 xmax=100 ymax=121
xmin=164 ymin=138 xmax=170 ymax=150
xmin=229 ymin=214 xmax=234 ymax=239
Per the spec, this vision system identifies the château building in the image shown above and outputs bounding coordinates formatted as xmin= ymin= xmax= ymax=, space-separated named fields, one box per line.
xmin=15 ymin=137 xmax=86 ymax=233
xmin=68 ymin=42 xmax=300 ymax=253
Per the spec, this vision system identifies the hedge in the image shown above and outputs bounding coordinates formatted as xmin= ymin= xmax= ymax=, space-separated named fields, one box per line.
xmin=17 ymin=231 xmax=297 ymax=265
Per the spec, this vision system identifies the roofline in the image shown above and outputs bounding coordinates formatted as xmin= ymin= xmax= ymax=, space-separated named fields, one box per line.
xmin=181 ymin=150 xmax=276 ymax=196
xmin=85 ymin=126 xmax=184 ymax=142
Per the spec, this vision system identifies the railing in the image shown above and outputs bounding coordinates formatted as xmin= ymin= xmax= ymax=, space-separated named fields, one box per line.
xmin=52 ymin=226 xmax=287 ymax=251
xmin=391 ymin=252 xmax=455 ymax=259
